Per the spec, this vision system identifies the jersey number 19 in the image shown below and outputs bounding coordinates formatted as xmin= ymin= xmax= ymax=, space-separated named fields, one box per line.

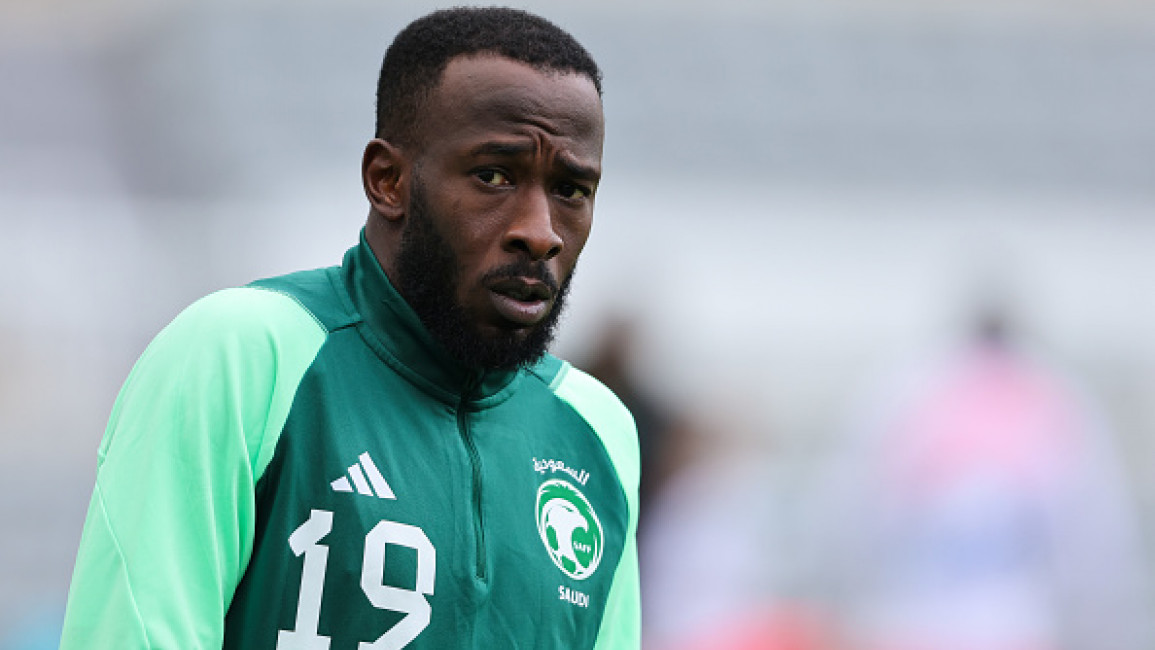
xmin=277 ymin=509 xmax=437 ymax=650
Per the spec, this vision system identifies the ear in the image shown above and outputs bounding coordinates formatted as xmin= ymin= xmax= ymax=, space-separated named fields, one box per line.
xmin=362 ymin=138 xmax=409 ymax=221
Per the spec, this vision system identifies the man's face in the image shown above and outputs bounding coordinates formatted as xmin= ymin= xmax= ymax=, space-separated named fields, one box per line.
xmin=394 ymin=55 xmax=604 ymax=370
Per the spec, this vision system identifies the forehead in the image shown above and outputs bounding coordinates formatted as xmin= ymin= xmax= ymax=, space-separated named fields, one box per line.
xmin=418 ymin=55 xmax=605 ymax=159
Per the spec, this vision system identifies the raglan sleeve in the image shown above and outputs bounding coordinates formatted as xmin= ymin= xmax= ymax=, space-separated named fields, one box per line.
xmin=591 ymin=405 xmax=641 ymax=650
xmin=552 ymin=364 xmax=642 ymax=650
xmin=59 ymin=288 xmax=325 ymax=649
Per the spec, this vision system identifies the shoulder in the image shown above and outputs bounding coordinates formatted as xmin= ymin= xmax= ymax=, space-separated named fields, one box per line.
xmin=137 ymin=287 xmax=329 ymax=379
xmin=160 ymin=286 xmax=326 ymax=346
xmin=530 ymin=356 xmax=640 ymax=493
xmin=98 ymin=286 xmax=331 ymax=475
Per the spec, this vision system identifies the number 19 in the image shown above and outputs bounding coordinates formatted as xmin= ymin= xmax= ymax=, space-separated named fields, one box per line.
xmin=277 ymin=509 xmax=437 ymax=650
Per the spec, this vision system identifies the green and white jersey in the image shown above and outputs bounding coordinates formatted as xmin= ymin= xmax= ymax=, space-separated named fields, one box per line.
xmin=61 ymin=235 xmax=640 ymax=650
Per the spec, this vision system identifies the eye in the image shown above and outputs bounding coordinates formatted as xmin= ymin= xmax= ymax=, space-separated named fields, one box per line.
xmin=476 ymin=169 xmax=510 ymax=187
xmin=556 ymin=182 xmax=591 ymax=201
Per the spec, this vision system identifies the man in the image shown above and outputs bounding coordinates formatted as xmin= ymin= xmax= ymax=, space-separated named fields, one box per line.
xmin=60 ymin=8 xmax=640 ymax=649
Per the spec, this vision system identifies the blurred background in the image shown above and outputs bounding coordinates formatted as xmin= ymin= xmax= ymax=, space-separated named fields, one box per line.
xmin=3 ymin=0 xmax=1155 ymax=647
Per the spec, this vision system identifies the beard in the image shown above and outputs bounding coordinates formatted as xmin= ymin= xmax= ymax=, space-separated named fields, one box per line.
xmin=393 ymin=179 xmax=574 ymax=371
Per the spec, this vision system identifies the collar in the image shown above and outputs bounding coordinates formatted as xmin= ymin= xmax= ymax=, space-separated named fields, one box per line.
xmin=340 ymin=230 xmax=521 ymax=406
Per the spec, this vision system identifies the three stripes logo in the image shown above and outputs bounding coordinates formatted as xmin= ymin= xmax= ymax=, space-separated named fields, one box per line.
xmin=330 ymin=452 xmax=396 ymax=500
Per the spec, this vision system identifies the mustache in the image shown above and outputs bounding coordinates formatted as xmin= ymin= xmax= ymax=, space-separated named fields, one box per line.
xmin=481 ymin=261 xmax=561 ymax=295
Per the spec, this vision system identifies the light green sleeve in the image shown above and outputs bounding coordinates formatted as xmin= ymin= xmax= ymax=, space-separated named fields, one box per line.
xmin=60 ymin=288 xmax=326 ymax=649
xmin=553 ymin=364 xmax=642 ymax=650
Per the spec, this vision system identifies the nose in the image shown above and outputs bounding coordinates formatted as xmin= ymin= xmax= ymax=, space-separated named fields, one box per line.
xmin=503 ymin=187 xmax=563 ymax=261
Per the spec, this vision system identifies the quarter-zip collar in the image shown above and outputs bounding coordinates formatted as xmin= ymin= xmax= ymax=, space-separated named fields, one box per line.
xmin=341 ymin=230 xmax=520 ymax=406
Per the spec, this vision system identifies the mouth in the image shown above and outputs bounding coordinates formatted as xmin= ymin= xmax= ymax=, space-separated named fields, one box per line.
xmin=487 ymin=277 xmax=554 ymax=327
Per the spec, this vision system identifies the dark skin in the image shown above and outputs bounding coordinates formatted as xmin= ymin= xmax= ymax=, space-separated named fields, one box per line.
xmin=362 ymin=54 xmax=605 ymax=348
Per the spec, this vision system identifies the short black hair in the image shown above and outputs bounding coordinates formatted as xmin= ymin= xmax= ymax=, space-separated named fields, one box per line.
xmin=375 ymin=7 xmax=603 ymax=146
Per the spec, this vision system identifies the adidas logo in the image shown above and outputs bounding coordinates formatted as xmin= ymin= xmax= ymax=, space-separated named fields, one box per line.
xmin=331 ymin=452 xmax=396 ymax=500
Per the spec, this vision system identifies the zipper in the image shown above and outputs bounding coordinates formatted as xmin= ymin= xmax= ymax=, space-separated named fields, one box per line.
xmin=457 ymin=378 xmax=487 ymax=581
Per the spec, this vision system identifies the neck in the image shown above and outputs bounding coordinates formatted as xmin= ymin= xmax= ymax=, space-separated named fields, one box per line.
xmin=364 ymin=210 xmax=403 ymax=287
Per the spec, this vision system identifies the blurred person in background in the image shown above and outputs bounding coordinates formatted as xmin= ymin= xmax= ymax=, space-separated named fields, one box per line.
xmin=59 ymin=8 xmax=639 ymax=649
xmin=581 ymin=318 xmax=839 ymax=650
xmin=817 ymin=307 xmax=1152 ymax=650
xmin=582 ymin=317 xmax=686 ymax=535
xmin=637 ymin=401 xmax=837 ymax=650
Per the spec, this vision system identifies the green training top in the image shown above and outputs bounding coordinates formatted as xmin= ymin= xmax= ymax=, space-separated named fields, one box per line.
xmin=61 ymin=234 xmax=640 ymax=649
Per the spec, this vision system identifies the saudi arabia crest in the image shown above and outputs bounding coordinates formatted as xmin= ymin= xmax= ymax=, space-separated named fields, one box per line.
xmin=535 ymin=479 xmax=604 ymax=580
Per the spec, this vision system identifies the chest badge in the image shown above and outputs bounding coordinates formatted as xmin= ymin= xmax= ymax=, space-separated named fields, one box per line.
xmin=535 ymin=479 xmax=603 ymax=580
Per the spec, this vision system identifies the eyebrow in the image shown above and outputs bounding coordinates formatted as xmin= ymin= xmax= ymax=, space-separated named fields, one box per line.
xmin=468 ymin=141 xmax=601 ymax=181
xmin=556 ymin=155 xmax=601 ymax=182
xmin=469 ymin=141 xmax=534 ymax=158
